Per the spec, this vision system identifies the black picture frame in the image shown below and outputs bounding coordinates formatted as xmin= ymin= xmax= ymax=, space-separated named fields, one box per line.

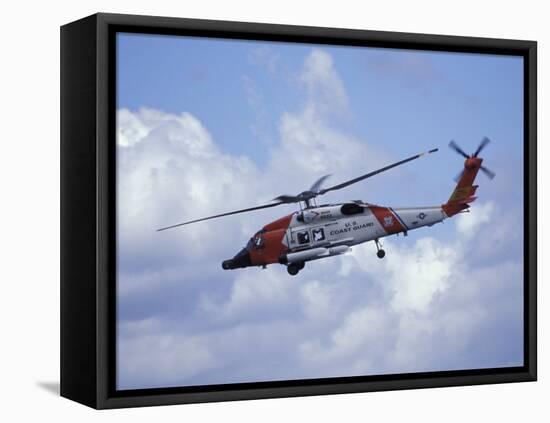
xmin=60 ymin=12 xmax=537 ymax=409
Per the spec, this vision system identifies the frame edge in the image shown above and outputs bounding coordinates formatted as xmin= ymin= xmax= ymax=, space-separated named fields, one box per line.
xmin=60 ymin=14 xmax=99 ymax=409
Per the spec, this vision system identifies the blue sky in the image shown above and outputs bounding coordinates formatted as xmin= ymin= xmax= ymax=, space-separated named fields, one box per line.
xmin=117 ymin=34 xmax=523 ymax=235
xmin=116 ymin=33 xmax=524 ymax=390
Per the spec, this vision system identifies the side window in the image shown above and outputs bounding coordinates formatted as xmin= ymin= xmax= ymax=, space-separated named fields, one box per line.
xmin=296 ymin=230 xmax=310 ymax=245
xmin=341 ymin=203 xmax=364 ymax=215
xmin=311 ymin=228 xmax=325 ymax=242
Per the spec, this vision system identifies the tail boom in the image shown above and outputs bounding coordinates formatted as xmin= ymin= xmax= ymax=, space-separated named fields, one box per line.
xmin=442 ymin=157 xmax=483 ymax=217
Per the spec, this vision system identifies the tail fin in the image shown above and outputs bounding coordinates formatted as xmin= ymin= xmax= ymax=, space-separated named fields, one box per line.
xmin=442 ymin=157 xmax=483 ymax=217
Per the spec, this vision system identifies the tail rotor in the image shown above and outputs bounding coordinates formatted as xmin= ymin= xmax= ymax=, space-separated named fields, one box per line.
xmin=473 ymin=136 xmax=490 ymax=157
xmin=444 ymin=136 xmax=495 ymax=217
xmin=479 ymin=165 xmax=495 ymax=180
xmin=449 ymin=140 xmax=470 ymax=159
xmin=449 ymin=137 xmax=496 ymax=180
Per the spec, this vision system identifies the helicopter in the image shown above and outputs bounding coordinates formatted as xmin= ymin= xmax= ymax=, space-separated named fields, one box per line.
xmin=158 ymin=138 xmax=495 ymax=275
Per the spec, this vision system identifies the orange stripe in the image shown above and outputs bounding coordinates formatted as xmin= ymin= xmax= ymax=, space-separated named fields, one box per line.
xmin=370 ymin=206 xmax=405 ymax=234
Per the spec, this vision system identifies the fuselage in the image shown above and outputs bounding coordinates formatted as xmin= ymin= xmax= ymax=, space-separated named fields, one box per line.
xmin=222 ymin=154 xmax=485 ymax=271
xmin=222 ymin=201 xmax=448 ymax=269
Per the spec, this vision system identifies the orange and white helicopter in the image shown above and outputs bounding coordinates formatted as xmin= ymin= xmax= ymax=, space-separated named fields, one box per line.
xmin=158 ymin=138 xmax=495 ymax=275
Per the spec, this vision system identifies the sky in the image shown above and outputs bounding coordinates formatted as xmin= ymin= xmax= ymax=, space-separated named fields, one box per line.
xmin=116 ymin=32 xmax=524 ymax=390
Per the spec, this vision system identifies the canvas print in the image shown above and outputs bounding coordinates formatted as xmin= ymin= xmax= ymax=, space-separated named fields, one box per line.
xmin=116 ymin=33 xmax=524 ymax=390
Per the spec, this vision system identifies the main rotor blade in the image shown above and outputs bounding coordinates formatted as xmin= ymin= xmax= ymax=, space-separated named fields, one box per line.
xmin=309 ymin=174 xmax=331 ymax=193
xmin=449 ymin=140 xmax=469 ymax=159
xmin=157 ymin=201 xmax=285 ymax=231
xmin=474 ymin=136 xmax=491 ymax=157
xmin=319 ymin=148 xmax=438 ymax=195
xmin=273 ymin=194 xmax=301 ymax=203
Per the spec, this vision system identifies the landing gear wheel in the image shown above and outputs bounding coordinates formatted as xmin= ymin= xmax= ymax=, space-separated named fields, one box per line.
xmin=374 ymin=239 xmax=386 ymax=259
xmin=297 ymin=262 xmax=305 ymax=270
xmin=287 ymin=263 xmax=300 ymax=276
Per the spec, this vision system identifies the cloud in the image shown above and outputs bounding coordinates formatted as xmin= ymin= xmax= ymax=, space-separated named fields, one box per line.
xmin=299 ymin=200 xmax=522 ymax=376
xmin=300 ymin=49 xmax=349 ymax=115
xmin=248 ymin=46 xmax=281 ymax=75
xmin=115 ymin=49 xmax=523 ymax=389
xmin=117 ymin=108 xmax=151 ymax=147
xmin=456 ymin=201 xmax=495 ymax=238
xmin=116 ymin=107 xmax=264 ymax=259
xmin=386 ymin=237 xmax=457 ymax=313
xmin=242 ymin=75 xmax=272 ymax=144
xmin=267 ymin=49 xmax=388 ymax=199
xmin=365 ymin=50 xmax=442 ymax=86
xmin=118 ymin=320 xmax=216 ymax=389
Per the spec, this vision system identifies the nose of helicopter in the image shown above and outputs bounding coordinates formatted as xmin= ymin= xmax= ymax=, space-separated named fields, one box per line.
xmin=222 ymin=247 xmax=252 ymax=270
